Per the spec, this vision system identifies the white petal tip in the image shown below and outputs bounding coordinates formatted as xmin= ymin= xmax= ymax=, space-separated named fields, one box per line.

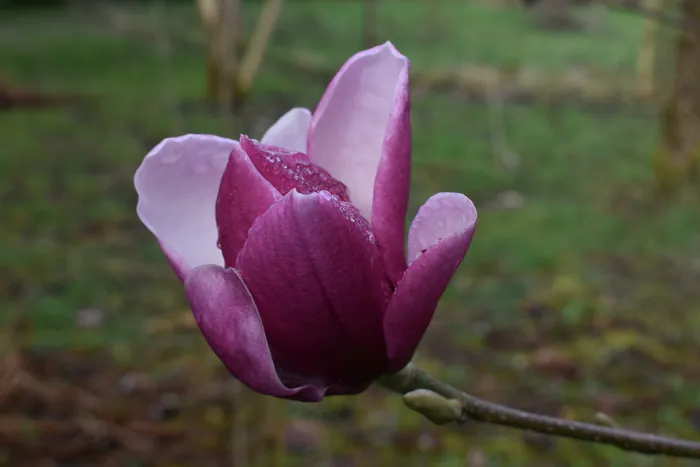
xmin=407 ymin=192 xmax=477 ymax=264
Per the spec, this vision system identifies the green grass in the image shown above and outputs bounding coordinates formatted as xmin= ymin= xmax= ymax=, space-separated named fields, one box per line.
xmin=2 ymin=1 xmax=699 ymax=466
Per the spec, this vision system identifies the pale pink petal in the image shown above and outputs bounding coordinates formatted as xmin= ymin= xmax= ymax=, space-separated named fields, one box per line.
xmin=407 ymin=193 xmax=478 ymax=264
xmin=371 ymin=61 xmax=411 ymax=285
xmin=383 ymin=193 xmax=477 ymax=372
xmin=135 ymin=135 xmax=235 ymax=279
xmin=186 ymin=264 xmax=327 ymax=401
xmin=261 ymin=107 xmax=312 ymax=153
xmin=237 ymin=190 xmax=390 ymax=386
xmin=307 ymin=42 xmax=410 ymax=221
xmin=216 ymin=144 xmax=281 ymax=267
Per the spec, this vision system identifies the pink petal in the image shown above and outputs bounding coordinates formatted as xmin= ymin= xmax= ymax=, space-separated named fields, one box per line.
xmin=134 ymin=135 xmax=235 ymax=279
xmin=240 ymin=136 xmax=350 ymax=201
xmin=236 ymin=190 xmax=390 ymax=386
xmin=261 ymin=107 xmax=312 ymax=153
xmin=383 ymin=193 xmax=477 ymax=372
xmin=307 ymin=42 xmax=410 ymax=222
xmin=407 ymin=193 xmax=478 ymax=264
xmin=372 ymin=59 xmax=411 ymax=285
xmin=216 ymin=144 xmax=281 ymax=267
xmin=186 ymin=264 xmax=326 ymax=401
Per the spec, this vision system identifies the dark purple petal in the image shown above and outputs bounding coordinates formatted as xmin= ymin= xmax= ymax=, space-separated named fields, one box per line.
xmin=185 ymin=264 xmax=326 ymax=401
xmin=236 ymin=190 xmax=390 ymax=386
xmin=241 ymin=136 xmax=350 ymax=201
xmin=216 ymin=145 xmax=281 ymax=268
xmin=383 ymin=193 xmax=477 ymax=372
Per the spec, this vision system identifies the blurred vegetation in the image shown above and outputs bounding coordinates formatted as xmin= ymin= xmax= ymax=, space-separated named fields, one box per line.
xmin=1 ymin=0 xmax=700 ymax=466
xmin=1 ymin=0 xmax=274 ymax=9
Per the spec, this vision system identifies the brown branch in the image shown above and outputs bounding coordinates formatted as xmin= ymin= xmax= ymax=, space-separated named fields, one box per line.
xmin=0 ymin=74 xmax=81 ymax=111
xmin=378 ymin=364 xmax=700 ymax=459
xmin=217 ymin=0 xmax=242 ymax=111
xmin=236 ymin=0 xmax=286 ymax=97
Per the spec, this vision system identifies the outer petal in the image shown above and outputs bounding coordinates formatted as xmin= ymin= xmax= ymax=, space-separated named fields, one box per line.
xmin=135 ymin=134 xmax=234 ymax=279
xmin=372 ymin=59 xmax=411 ymax=285
xmin=216 ymin=144 xmax=281 ymax=267
xmin=261 ymin=107 xmax=312 ymax=153
xmin=307 ymin=42 xmax=410 ymax=222
xmin=383 ymin=193 xmax=477 ymax=372
xmin=236 ymin=190 xmax=390 ymax=386
xmin=407 ymin=193 xmax=478 ymax=265
xmin=185 ymin=264 xmax=326 ymax=401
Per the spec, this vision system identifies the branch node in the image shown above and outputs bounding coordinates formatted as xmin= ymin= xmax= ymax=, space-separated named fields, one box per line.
xmin=376 ymin=364 xmax=700 ymax=459
xmin=595 ymin=412 xmax=619 ymax=428
xmin=402 ymin=389 xmax=463 ymax=425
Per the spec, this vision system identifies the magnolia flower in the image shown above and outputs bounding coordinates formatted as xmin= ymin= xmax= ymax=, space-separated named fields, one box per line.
xmin=134 ymin=42 xmax=477 ymax=401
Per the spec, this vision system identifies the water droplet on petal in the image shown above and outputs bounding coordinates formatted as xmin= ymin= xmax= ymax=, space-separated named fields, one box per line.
xmin=240 ymin=136 xmax=350 ymax=201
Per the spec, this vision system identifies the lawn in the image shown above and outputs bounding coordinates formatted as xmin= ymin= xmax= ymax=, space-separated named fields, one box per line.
xmin=2 ymin=1 xmax=700 ymax=466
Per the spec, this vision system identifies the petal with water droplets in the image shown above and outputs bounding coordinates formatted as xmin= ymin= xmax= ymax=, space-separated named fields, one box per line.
xmin=215 ymin=144 xmax=281 ymax=267
xmin=241 ymin=136 xmax=350 ymax=201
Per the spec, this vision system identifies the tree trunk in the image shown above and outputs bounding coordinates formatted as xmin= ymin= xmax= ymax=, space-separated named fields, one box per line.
xmin=197 ymin=0 xmax=221 ymax=102
xmin=217 ymin=0 xmax=241 ymax=112
xmin=654 ymin=0 xmax=700 ymax=190
xmin=531 ymin=0 xmax=580 ymax=30
xmin=236 ymin=0 xmax=286 ymax=99
xmin=635 ymin=0 xmax=669 ymax=99
xmin=197 ymin=0 xmax=242 ymax=108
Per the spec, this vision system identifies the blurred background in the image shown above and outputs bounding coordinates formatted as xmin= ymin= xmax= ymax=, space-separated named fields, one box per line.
xmin=2 ymin=0 xmax=700 ymax=465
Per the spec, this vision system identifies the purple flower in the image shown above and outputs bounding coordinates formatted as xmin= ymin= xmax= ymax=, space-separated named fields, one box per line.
xmin=134 ymin=42 xmax=477 ymax=401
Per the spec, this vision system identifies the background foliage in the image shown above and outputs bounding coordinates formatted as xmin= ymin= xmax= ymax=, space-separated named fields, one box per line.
xmin=1 ymin=0 xmax=699 ymax=466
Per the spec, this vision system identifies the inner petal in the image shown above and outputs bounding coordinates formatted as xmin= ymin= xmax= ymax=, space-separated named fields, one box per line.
xmin=241 ymin=135 xmax=350 ymax=201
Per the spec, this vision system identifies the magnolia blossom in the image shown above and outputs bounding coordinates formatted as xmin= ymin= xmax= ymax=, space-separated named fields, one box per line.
xmin=134 ymin=42 xmax=477 ymax=401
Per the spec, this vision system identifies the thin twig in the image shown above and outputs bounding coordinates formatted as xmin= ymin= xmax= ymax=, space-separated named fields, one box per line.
xmin=378 ymin=364 xmax=700 ymax=459
xmin=237 ymin=0 xmax=286 ymax=96
xmin=217 ymin=0 xmax=241 ymax=115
